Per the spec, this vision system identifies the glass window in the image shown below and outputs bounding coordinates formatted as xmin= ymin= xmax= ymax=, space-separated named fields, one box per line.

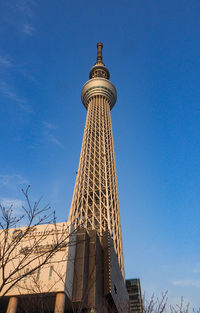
xmin=49 ymin=265 xmax=53 ymax=280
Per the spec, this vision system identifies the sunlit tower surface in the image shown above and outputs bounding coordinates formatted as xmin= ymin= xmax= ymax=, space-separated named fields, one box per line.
xmin=68 ymin=42 xmax=124 ymax=276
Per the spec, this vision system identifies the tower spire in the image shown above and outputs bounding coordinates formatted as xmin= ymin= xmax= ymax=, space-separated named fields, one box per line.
xmin=89 ymin=42 xmax=110 ymax=79
xmin=96 ymin=42 xmax=103 ymax=64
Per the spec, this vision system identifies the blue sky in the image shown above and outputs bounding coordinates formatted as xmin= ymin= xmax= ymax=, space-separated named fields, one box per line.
xmin=1 ymin=0 xmax=200 ymax=307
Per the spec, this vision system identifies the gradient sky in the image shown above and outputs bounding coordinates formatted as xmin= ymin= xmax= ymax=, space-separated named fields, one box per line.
xmin=0 ymin=0 xmax=200 ymax=307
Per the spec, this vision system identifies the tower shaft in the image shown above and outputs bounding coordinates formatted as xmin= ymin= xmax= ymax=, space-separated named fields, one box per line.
xmin=68 ymin=44 xmax=124 ymax=276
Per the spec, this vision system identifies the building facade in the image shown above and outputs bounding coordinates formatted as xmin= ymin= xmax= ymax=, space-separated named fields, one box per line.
xmin=0 ymin=223 xmax=76 ymax=313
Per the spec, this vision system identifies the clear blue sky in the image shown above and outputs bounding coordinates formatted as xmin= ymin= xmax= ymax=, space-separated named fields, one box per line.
xmin=0 ymin=0 xmax=200 ymax=307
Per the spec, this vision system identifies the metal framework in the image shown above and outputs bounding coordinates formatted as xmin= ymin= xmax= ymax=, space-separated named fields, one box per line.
xmin=68 ymin=43 xmax=124 ymax=276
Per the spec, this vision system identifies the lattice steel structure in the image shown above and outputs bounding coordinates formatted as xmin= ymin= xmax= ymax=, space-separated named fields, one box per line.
xmin=68 ymin=43 xmax=124 ymax=276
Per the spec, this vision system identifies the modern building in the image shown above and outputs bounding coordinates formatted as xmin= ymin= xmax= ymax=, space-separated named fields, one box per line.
xmin=1 ymin=43 xmax=131 ymax=313
xmin=126 ymin=279 xmax=144 ymax=313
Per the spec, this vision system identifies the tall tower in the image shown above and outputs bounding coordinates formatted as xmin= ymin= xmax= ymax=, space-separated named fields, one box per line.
xmin=68 ymin=43 xmax=124 ymax=276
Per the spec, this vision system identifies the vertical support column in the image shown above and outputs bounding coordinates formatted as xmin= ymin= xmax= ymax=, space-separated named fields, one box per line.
xmin=54 ymin=293 xmax=66 ymax=313
xmin=6 ymin=297 xmax=18 ymax=313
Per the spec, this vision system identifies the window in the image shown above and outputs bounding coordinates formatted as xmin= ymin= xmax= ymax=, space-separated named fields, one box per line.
xmin=49 ymin=266 xmax=53 ymax=280
xmin=36 ymin=267 xmax=41 ymax=281
xmin=24 ymin=268 xmax=29 ymax=282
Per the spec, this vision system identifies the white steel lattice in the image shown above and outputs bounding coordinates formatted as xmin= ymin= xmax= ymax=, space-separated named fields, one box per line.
xmin=68 ymin=43 xmax=124 ymax=276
